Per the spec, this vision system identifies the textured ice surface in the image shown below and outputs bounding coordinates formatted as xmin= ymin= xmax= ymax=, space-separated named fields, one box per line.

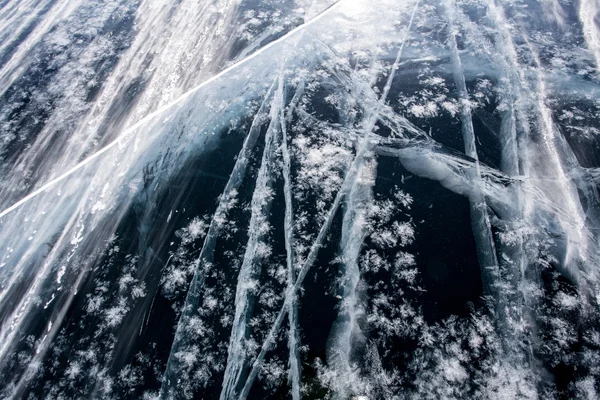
xmin=1 ymin=0 xmax=600 ymax=398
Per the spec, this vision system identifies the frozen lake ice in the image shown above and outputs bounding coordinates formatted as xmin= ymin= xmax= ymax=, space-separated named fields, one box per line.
xmin=1 ymin=0 xmax=600 ymax=398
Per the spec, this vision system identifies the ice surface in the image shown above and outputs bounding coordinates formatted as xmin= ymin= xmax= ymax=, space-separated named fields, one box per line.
xmin=1 ymin=0 xmax=600 ymax=398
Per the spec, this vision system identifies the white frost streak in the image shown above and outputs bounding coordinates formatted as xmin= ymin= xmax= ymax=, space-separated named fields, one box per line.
xmin=327 ymin=157 xmax=375 ymax=399
xmin=445 ymin=0 xmax=500 ymax=301
xmin=491 ymin=2 xmax=590 ymax=274
xmin=579 ymin=0 xmax=600 ymax=69
xmin=278 ymin=74 xmax=302 ymax=400
xmin=220 ymin=90 xmax=279 ymax=400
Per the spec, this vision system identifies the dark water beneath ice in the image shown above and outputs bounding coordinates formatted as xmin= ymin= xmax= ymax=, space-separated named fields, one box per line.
xmin=2 ymin=0 xmax=600 ymax=398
